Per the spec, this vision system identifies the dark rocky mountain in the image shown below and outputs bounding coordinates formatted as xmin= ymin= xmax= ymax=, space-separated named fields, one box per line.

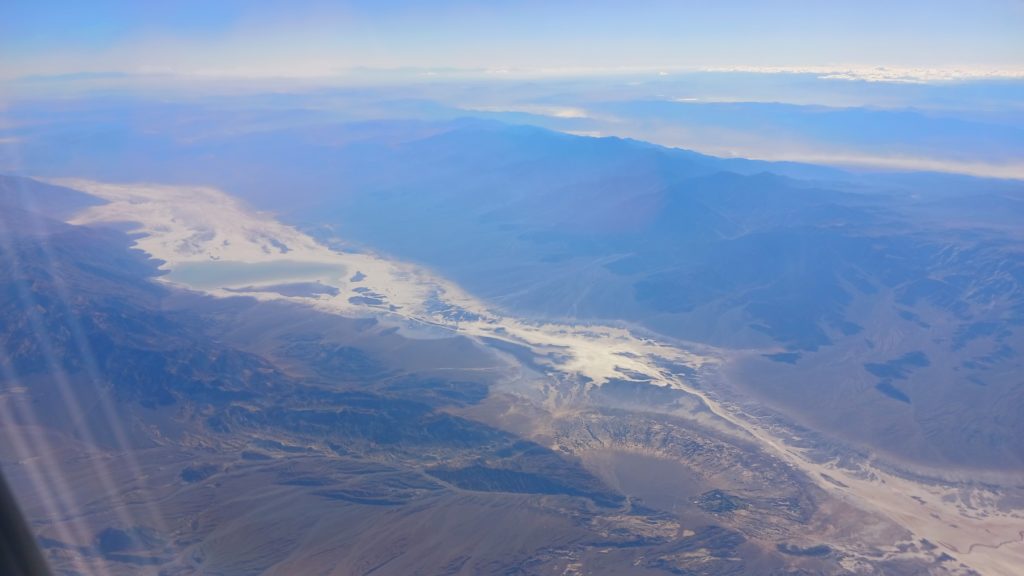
xmin=241 ymin=121 xmax=1024 ymax=472
xmin=5 ymin=111 xmax=1024 ymax=468
xmin=1 ymin=177 xmax=880 ymax=575
xmin=2 ymin=108 xmax=1022 ymax=572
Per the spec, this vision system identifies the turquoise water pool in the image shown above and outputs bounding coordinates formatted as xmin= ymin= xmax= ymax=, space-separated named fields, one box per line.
xmin=166 ymin=260 xmax=345 ymax=290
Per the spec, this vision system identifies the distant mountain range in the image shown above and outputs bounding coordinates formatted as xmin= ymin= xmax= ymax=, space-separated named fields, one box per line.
xmin=248 ymin=120 xmax=1024 ymax=472
xmin=1 ymin=111 xmax=1023 ymax=573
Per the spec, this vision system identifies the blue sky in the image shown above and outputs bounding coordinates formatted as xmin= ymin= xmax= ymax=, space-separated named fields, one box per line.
xmin=3 ymin=0 xmax=1023 ymax=80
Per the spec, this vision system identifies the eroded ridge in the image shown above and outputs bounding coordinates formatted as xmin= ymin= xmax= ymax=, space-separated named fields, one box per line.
xmin=63 ymin=178 xmax=1024 ymax=576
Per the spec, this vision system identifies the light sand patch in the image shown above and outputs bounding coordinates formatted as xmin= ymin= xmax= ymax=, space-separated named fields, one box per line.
xmin=56 ymin=179 xmax=711 ymax=395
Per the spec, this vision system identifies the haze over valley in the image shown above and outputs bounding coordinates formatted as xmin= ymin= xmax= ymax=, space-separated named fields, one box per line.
xmin=2 ymin=2 xmax=1023 ymax=575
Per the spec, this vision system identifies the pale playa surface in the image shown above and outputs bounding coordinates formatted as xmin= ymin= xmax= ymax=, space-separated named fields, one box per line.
xmin=64 ymin=179 xmax=710 ymax=394
xmin=62 ymin=179 xmax=1024 ymax=575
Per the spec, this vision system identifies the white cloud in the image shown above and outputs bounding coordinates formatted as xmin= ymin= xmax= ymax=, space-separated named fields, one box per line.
xmin=701 ymin=65 xmax=1024 ymax=83
xmin=462 ymin=104 xmax=590 ymax=119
